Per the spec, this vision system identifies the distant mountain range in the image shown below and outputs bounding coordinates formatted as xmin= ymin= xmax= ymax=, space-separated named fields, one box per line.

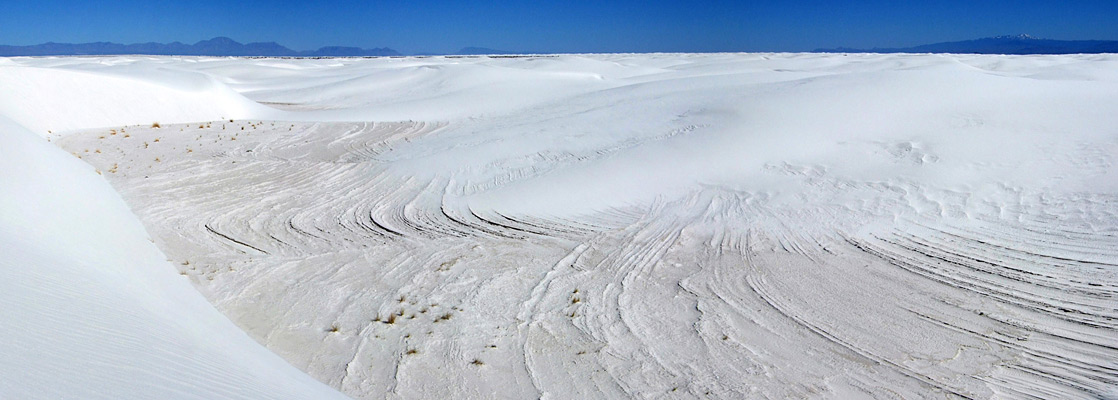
xmin=816 ymin=34 xmax=1118 ymax=54
xmin=6 ymin=35 xmax=1117 ymax=57
xmin=0 ymin=37 xmax=399 ymax=57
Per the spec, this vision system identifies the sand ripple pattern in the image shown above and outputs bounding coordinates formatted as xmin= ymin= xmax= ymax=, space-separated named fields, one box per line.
xmin=60 ymin=121 xmax=1117 ymax=399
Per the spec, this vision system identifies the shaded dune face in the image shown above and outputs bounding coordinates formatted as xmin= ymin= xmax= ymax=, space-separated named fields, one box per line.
xmin=49 ymin=53 xmax=1118 ymax=399
xmin=0 ymin=118 xmax=347 ymax=400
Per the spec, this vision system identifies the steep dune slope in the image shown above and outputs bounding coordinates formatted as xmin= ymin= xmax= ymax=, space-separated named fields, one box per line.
xmin=0 ymin=82 xmax=344 ymax=397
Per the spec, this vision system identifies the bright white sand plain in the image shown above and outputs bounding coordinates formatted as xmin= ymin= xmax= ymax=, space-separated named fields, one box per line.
xmin=4 ymin=53 xmax=1117 ymax=399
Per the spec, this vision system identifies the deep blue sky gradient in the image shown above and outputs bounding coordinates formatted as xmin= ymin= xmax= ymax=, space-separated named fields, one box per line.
xmin=1 ymin=0 xmax=1116 ymax=53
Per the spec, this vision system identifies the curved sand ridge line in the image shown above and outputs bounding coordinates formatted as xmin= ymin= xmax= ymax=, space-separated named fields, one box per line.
xmin=58 ymin=114 xmax=1118 ymax=399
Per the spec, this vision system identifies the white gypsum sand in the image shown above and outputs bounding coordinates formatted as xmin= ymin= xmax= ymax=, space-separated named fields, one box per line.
xmin=6 ymin=53 xmax=1118 ymax=398
xmin=0 ymin=115 xmax=346 ymax=399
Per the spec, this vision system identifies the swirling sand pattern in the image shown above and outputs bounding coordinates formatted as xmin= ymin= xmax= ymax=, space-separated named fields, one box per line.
xmin=58 ymin=117 xmax=1117 ymax=399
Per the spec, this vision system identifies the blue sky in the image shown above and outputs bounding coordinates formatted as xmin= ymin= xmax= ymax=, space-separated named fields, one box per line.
xmin=1 ymin=0 xmax=1116 ymax=53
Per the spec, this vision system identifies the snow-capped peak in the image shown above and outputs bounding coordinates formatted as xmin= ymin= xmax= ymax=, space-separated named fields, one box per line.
xmin=992 ymin=34 xmax=1039 ymax=40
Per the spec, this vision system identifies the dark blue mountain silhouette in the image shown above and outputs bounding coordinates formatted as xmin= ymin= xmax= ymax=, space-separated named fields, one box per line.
xmin=0 ymin=37 xmax=399 ymax=57
xmin=816 ymin=34 xmax=1118 ymax=54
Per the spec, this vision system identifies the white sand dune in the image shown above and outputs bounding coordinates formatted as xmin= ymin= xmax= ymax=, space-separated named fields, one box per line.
xmin=0 ymin=116 xmax=346 ymax=399
xmin=5 ymin=53 xmax=1118 ymax=399
xmin=0 ymin=59 xmax=279 ymax=135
